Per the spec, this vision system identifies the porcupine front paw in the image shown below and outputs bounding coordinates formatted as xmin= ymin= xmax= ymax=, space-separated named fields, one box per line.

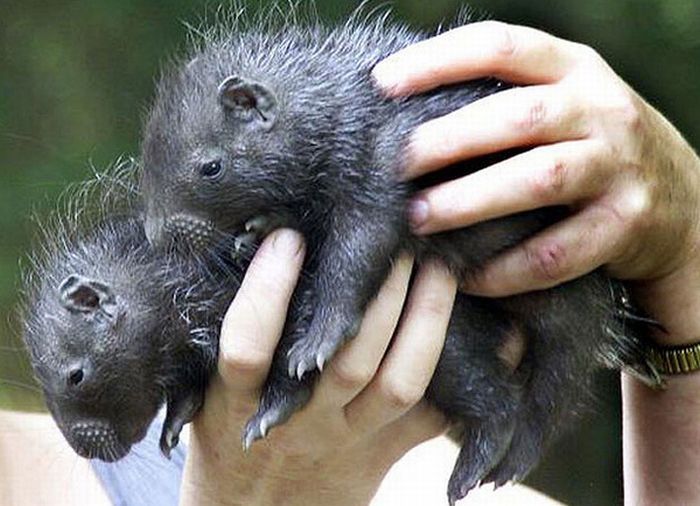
xmin=242 ymin=374 xmax=314 ymax=450
xmin=160 ymin=389 xmax=204 ymax=458
xmin=228 ymin=214 xmax=289 ymax=257
xmin=286 ymin=308 xmax=362 ymax=379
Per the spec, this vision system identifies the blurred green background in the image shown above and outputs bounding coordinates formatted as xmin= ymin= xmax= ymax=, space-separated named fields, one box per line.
xmin=1 ymin=0 xmax=698 ymax=504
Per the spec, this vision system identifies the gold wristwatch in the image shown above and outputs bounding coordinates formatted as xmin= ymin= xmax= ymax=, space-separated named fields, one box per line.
xmin=647 ymin=342 xmax=700 ymax=375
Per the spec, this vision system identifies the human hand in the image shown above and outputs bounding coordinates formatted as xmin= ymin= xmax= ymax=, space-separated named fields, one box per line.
xmin=179 ymin=229 xmax=458 ymax=506
xmin=371 ymin=20 xmax=700 ymax=505
xmin=372 ymin=21 xmax=700 ymax=306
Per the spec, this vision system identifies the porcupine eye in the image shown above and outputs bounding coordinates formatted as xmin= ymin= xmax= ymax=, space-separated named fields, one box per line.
xmin=199 ymin=160 xmax=223 ymax=179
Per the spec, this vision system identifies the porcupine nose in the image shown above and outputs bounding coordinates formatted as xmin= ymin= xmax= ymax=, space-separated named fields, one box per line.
xmin=69 ymin=419 xmax=128 ymax=461
xmin=161 ymin=214 xmax=216 ymax=251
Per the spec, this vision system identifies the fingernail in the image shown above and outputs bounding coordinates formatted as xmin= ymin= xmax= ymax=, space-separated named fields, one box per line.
xmin=371 ymin=59 xmax=402 ymax=95
xmin=272 ymin=228 xmax=303 ymax=256
xmin=408 ymin=198 xmax=430 ymax=232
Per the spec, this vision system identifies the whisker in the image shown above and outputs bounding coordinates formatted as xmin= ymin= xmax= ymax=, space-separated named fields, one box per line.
xmin=0 ymin=378 xmax=42 ymax=394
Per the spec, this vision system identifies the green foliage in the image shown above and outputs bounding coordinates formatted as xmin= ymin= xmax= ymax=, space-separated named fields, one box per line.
xmin=2 ymin=1 xmax=698 ymax=502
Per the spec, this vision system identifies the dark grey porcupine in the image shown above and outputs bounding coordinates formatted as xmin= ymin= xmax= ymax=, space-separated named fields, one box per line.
xmin=19 ymin=160 xmax=237 ymax=462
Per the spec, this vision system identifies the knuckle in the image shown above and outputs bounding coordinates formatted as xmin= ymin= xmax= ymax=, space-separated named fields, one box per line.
xmin=218 ymin=343 xmax=268 ymax=378
xmin=529 ymin=158 xmax=567 ymax=202
xmin=617 ymin=102 xmax=641 ymax=131
xmin=514 ymin=99 xmax=548 ymax=135
xmin=524 ymin=240 xmax=568 ymax=283
xmin=573 ymin=43 xmax=603 ymax=66
xmin=377 ymin=376 xmax=425 ymax=411
xmin=605 ymin=89 xmax=642 ymax=130
xmin=617 ymin=186 xmax=653 ymax=232
xmin=411 ymin=292 xmax=451 ymax=320
xmin=483 ymin=21 xmax=518 ymax=60
xmin=328 ymin=361 xmax=374 ymax=391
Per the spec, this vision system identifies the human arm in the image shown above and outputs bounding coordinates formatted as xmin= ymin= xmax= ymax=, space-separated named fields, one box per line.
xmin=0 ymin=409 xmax=111 ymax=505
xmin=623 ymin=256 xmax=700 ymax=505
xmin=372 ymin=20 xmax=700 ymax=505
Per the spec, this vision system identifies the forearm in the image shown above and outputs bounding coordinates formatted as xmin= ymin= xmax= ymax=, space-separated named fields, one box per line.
xmin=0 ymin=411 xmax=111 ymax=506
xmin=623 ymin=373 xmax=700 ymax=505
xmin=624 ymin=204 xmax=700 ymax=505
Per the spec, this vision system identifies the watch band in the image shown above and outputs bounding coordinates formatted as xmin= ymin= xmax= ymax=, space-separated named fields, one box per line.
xmin=648 ymin=342 xmax=700 ymax=375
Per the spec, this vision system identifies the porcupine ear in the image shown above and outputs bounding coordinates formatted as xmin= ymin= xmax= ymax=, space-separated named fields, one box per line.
xmin=58 ymin=274 xmax=117 ymax=318
xmin=217 ymin=75 xmax=277 ymax=130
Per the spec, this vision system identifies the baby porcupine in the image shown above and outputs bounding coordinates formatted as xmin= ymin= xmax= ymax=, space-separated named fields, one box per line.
xmin=19 ymin=161 xmax=236 ymax=461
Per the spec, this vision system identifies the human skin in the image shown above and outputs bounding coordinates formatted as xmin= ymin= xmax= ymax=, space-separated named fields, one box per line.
xmin=0 ymin=409 xmax=111 ymax=505
xmin=372 ymin=20 xmax=700 ymax=506
xmin=179 ymin=228 xmax=556 ymax=506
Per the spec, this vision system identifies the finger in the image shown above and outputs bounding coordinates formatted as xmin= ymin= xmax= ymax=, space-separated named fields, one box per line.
xmin=404 ymin=85 xmax=589 ymax=179
xmin=463 ymin=204 xmax=626 ymax=296
xmin=367 ymin=401 xmax=449 ymax=463
xmin=310 ymin=255 xmax=414 ymax=408
xmin=218 ymin=229 xmax=305 ymax=394
xmin=408 ymin=139 xmax=606 ymax=234
xmin=497 ymin=325 xmax=528 ymax=372
xmin=372 ymin=21 xmax=586 ymax=96
xmin=345 ymin=260 xmax=456 ymax=433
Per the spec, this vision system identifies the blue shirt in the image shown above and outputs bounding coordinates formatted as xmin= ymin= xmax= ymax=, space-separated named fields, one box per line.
xmin=90 ymin=416 xmax=186 ymax=506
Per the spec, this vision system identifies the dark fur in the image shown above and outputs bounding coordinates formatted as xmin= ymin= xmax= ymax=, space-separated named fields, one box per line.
xmin=20 ymin=163 xmax=231 ymax=461
xmin=139 ymin=6 xmax=658 ymax=503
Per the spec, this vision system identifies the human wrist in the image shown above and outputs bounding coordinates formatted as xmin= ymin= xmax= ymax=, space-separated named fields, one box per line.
xmin=629 ymin=132 xmax=700 ymax=347
xmin=631 ymin=249 xmax=700 ymax=348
